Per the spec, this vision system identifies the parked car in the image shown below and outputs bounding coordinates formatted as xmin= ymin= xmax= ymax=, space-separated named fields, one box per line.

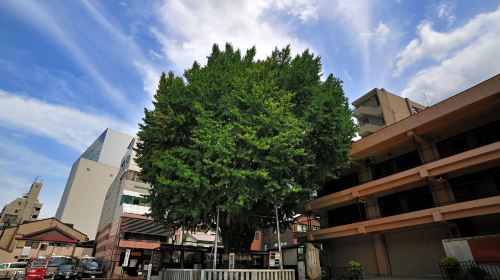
xmin=76 ymin=258 xmax=104 ymax=279
xmin=54 ymin=265 xmax=77 ymax=280
xmin=0 ymin=262 xmax=27 ymax=279
xmin=46 ymin=256 xmax=77 ymax=279
xmin=24 ymin=257 xmax=49 ymax=280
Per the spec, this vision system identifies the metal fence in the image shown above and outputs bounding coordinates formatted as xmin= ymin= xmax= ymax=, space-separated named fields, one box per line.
xmin=331 ymin=266 xmax=364 ymax=280
xmin=439 ymin=260 xmax=500 ymax=280
xmin=161 ymin=269 xmax=295 ymax=280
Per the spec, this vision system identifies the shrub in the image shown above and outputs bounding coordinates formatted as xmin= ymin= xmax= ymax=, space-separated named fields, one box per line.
xmin=348 ymin=261 xmax=363 ymax=280
xmin=439 ymin=257 xmax=462 ymax=280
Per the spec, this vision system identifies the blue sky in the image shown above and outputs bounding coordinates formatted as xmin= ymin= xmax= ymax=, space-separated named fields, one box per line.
xmin=0 ymin=0 xmax=499 ymax=218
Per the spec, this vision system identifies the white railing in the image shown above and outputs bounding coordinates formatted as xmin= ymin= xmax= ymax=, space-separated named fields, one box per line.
xmin=161 ymin=269 xmax=295 ymax=280
xmin=201 ymin=269 xmax=295 ymax=280
xmin=161 ymin=269 xmax=202 ymax=280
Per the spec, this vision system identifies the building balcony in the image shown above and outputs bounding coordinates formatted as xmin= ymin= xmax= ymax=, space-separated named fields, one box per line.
xmin=353 ymin=105 xmax=382 ymax=117
xmin=359 ymin=123 xmax=384 ymax=137
xmin=305 ymin=195 xmax=500 ymax=241
xmin=305 ymin=141 xmax=500 ymax=212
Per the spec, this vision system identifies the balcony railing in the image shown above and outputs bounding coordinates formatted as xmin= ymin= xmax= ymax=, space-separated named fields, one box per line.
xmin=323 ymin=170 xmax=500 ymax=229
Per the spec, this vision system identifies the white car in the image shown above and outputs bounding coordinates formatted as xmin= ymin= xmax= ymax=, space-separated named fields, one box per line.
xmin=0 ymin=262 xmax=27 ymax=279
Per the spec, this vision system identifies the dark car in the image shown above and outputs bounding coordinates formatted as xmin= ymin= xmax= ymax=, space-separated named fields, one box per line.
xmin=54 ymin=265 xmax=77 ymax=280
xmin=76 ymin=259 xmax=104 ymax=279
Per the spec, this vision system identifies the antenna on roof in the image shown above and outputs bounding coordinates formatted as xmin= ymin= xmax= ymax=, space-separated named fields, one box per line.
xmin=422 ymin=91 xmax=430 ymax=107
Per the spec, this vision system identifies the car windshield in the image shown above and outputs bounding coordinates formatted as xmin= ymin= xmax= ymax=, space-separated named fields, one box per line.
xmin=31 ymin=261 xmax=48 ymax=268
xmin=0 ymin=264 xmax=7 ymax=269
xmin=48 ymin=258 xmax=73 ymax=267
xmin=58 ymin=265 xmax=74 ymax=271
xmin=86 ymin=261 xmax=102 ymax=270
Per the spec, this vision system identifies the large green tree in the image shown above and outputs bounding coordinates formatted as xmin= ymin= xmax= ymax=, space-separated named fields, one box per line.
xmin=136 ymin=44 xmax=356 ymax=252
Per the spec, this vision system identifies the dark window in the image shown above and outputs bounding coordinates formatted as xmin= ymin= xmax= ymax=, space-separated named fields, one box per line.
xmin=450 ymin=167 xmax=500 ymax=203
xmin=319 ymin=172 xmax=359 ymax=196
xmin=371 ymin=150 xmax=422 ymax=180
xmin=120 ymin=195 xmax=148 ymax=206
xmin=378 ymin=185 xmax=435 ymax=217
xmin=327 ymin=203 xmax=367 ymax=227
xmin=436 ymin=121 xmax=500 ymax=159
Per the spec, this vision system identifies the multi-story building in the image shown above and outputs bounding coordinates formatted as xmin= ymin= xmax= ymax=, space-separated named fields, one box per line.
xmin=353 ymin=88 xmax=426 ymax=137
xmin=95 ymin=138 xmax=174 ymax=276
xmin=56 ymin=128 xmax=134 ymax=238
xmin=0 ymin=218 xmax=90 ymax=263
xmin=0 ymin=180 xmax=43 ymax=226
xmin=303 ymin=75 xmax=500 ymax=278
xmin=251 ymin=215 xmax=320 ymax=251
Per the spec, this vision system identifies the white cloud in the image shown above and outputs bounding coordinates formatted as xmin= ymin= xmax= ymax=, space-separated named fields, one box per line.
xmin=374 ymin=22 xmax=391 ymax=44
xmin=0 ymin=90 xmax=136 ymax=152
xmin=273 ymin=0 xmax=319 ymax=22
xmin=401 ymin=14 xmax=500 ymax=104
xmin=2 ymin=1 xmax=137 ymax=113
xmin=394 ymin=6 xmax=500 ymax=76
xmin=436 ymin=2 xmax=456 ymax=26
xmin=151 ymin=0 xmax=314 ymax=72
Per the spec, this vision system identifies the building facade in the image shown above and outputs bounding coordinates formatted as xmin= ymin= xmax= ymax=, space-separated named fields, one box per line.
xmin=303 ymin=75 xmax=500 ymax=277
xmin=0 ymin=180 xmax=43 ymax=226
xmin=0 ymin=218 xmax=90 ymax=263
xmin=55 ymin=128 xmax=133 ymax=238
xmin=353 ymin=88 xmax=426 ymax=137
xmin=95 ymin=138 xmax=174 ymax=276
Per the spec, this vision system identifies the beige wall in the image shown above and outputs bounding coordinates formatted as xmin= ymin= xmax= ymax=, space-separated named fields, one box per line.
xmin=57 ymin=158 xmax=120 ymax=239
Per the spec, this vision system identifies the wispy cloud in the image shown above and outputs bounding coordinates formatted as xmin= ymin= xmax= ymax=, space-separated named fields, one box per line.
xmin=0 ymin=89 xmax=136 ymax=152
xmin=2 ymin=1 xmax=137 ymax=113
xmin=400 ymin=6 xmax=500 ymax=104
xmin=151 ymin=0 xmax=314 ymax=72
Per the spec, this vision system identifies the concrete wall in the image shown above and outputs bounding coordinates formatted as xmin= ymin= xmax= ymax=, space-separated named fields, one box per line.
xmin=56 ymin=158 xmax=120 ymax=239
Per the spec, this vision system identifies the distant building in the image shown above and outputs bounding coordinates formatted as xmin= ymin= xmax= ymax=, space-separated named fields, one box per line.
xmin=352 ymin=88 xmax=426 ymax=137
xmin=0 ymin=180 xmax=43 ymax=226
xmin=302 ymin=75 xmax=500 ymax=277
xmin=251 ymin=215 xmax=320 ymax=251
xmin=55 ymin=128 xmax=134 ymax=238
xmin=0 ymin=218 xmax=90 ymax=263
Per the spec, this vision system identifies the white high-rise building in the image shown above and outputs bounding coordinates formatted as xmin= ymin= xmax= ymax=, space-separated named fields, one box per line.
xmin=55 ymin=128 xmax=133 ymax=238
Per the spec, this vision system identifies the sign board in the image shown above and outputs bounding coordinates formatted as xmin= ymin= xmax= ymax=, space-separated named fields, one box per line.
xmin=123 ymin=249 xmax=131 ymax=267
xmin=229 ymin=253 xmax=235 ymax=269
xmin=151 ymin=250 xmax=162 ymax=275
xmin=146 ymin=264 xmax=152 ymax=280
xmin=21 ymin=246 xmax=31 ymax=257
xmin=269 ymin=252 xmax=281 ymax=267
xmin=305 ymin=243 xmax=321 ymax=280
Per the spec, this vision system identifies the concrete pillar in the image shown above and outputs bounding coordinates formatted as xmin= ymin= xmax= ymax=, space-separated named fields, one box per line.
xmin=372 ymin=233 xmax=391 ymax=276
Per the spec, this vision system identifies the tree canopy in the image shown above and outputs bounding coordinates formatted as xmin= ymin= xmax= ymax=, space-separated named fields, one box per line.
xmin=136 ymin=44 xmax=356 ymax=252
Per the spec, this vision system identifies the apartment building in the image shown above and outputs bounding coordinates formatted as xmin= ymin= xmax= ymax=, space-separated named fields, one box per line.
xmin=95 ymin=138 xmax=174 ymax=276
xmin=0 ymin=180 xmax=43 ymax=226
xmin=353 ymin=88 xmax=426 ymax=137
xmin=303 ymin=75 xmax=500 ymax=277
xmin=55 ymin=128 xmax=133 ymax=238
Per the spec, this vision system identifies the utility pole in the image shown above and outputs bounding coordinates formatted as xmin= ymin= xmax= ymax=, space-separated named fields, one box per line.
xmin=213 ymin=207 xmax=220 ymax=269
xmin=275 ymin=206 xmax=283 ymax=270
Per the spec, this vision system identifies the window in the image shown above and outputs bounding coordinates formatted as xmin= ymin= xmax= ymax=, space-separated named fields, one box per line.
xmin=10 ymin=263 xmax=27 ymax=268
xmin=40 ymin=244 xmax=47 ymax=251
xmin=14 ymin=210 xmax=19 ymax=213
xmin=371 ymin=150 xmax=421 ymax=180
xmin=120 ymin=195 xmax=148 ymax=206
xmin=378 ymin=185 xmax=435 ymax=217
xmin=34 ymin=207 xmax=41 ymax=211
xmin=254 ymin=232 xmax=260 ymax=240
xmin=328 ymin=203 xmax=367 ymax=227
xmin=31 ymin=215 xmax=38 ymax=219
xmin=16 ymin=241 xmax=25 ymax=248
xmin=25 ymin=241 xmax=40 ymax=249
xmin=18 ymin=202 xmax=22 ymax=205
xmin=319 ymin=172 xmax=359 ymax=197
